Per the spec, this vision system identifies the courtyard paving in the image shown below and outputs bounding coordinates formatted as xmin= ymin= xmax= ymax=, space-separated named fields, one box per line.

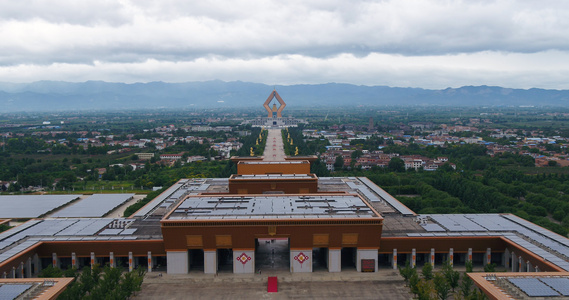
xmin=135 ymin=269 xmax=412 ymax=300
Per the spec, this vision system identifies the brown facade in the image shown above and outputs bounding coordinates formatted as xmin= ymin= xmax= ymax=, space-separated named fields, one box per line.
xmin=236 ymin=161 xmax=311 ymax=175
xmin=161 ymin=219 xmax=383 ymax=251
xmin=228 ymin=175 xmax=318 ymax=194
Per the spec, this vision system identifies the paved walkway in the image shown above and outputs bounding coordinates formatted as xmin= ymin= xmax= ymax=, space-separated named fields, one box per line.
xmin=263 ymin=129 xmax=286 ymax=162
xmin=106 ymin=194 xmax=145 ymax=217
xmin=136 ymin=269 xmax=411 ymax=300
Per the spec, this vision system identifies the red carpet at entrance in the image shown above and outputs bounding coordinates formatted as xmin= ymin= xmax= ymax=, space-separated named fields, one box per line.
xmin=268 ymin=276 xmax=278 ymax=293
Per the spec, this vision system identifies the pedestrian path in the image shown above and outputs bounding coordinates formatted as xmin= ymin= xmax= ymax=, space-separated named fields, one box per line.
xmin=137 ymin=269 xmax=411 ymax=300
xmin=263 ymin=128 xmax=286 ymax=162
xmin=143 ymin=268 xmax=405 ymax=284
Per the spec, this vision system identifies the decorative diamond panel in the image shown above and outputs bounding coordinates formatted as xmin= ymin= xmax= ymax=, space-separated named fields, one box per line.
xmin=237 ymin=252 xmax=252 ymax=265
xmin=294 ymin=252 xmax=309 ymax=268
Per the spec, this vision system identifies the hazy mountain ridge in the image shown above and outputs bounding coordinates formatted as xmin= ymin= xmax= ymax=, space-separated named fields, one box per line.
xmin=0 ymin=81 xmax=568 ymax=112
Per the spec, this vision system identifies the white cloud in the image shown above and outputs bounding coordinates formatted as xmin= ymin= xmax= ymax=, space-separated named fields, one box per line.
xmin=0 ymin=0 xmax=128 ymax=25
xmin=2 ymin=51 xmax=569 ymax=89
xmin=0 ymin=0 xmax=569 ymax=89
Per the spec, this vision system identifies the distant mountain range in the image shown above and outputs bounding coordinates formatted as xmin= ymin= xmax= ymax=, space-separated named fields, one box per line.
xmin=0 ymin=80 xmax=568 ymax=112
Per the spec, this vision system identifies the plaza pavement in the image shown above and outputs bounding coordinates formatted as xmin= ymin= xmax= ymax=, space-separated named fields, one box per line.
xmin=263 ymin=129 xmax=286 ymax=162
xmin=135 ymin=269 xmax=412 ymax=300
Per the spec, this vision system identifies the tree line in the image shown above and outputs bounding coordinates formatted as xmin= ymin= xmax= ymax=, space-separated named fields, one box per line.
xmin=39 ymin=264 xmax=145 ymax=300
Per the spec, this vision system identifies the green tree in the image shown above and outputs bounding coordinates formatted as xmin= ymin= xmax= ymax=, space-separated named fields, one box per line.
xmin=433 ymin=272 xmax=450 ymax=300
xmin=0 ymin=224 xmax=11 ymax=233
xmin=409 ymin=272 xmax=421 ymax=295
xmin=468 ymin=288 xmax=488 ymax=300
xmin=63 ymin=266 xmax=78 ymax=278
xmin=334 ymin=155 xmax=344 ymax=170
xmin=120 ymin=267 xmax=145 ymax=297
xmin=422 ymin=262 xmax=434 ymax=280
xmin=441 ymin=260 xmax=460 ymax=292
xmin=483 ymin=263 xmax=496 ymax=272
xmin=38 ymin=265 xmax=63 ymax=278
xmin=388 ymin=157 xmax=405 ymax=172
xmin=465 ymin=260 xmax=473 ymax=273
xmin=416 ymin=278 xmax=434 ymax=300
xmin=460 ymin=275 xmax=474 ymax=298
xmin=58 ymin=264 xmax=145 ymax=300
xmin=310 ymin=159 xmax=331 ymax=177
xmin=88 ymin=265 xmax=122 ymax=299
xmin=399 ymin=261 xmax=416 ymax=284
xmin=79 ymin=264 xmax=101 ymax=293
xmin=351 ymin=150 xmax=363 ymax=159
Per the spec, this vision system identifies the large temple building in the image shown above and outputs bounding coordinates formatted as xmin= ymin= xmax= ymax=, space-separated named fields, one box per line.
xmin=3 ymin=91 xmax=569 ymax=299
xmin=242 ymin=89 xmax=307 ymax=128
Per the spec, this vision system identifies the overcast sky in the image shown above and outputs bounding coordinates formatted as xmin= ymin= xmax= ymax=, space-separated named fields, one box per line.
xmin=1 ymin=0 xmax=569 ymax=89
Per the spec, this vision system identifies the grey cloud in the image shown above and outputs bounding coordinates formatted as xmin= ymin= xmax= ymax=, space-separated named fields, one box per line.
xmin=2 ymin=51 xmax=569 ymax=89
xmin=1 ymin=0 xmax=569 ymax=66
xmin=1 ymin=0 xmax=569 ymax=89
xmin=0 ymin=1 xmax=129 ymax=26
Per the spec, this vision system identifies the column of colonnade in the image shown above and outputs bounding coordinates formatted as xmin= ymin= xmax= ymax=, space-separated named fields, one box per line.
xmin=387 ymin=247 xmax=546 ymax=273
xmin=389 ymin=247 xmax=518 ymax=270
xmin=0 ymin=254 xmax=40 ymax=279
xmin=503 ymin=249 xmax=538 ymax=272
xmin=1 ymin=251 xmax=160 ymax=277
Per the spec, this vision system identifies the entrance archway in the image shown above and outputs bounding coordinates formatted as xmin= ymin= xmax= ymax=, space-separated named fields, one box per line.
xmin=189 ymin=249 xmax=204 ymax=272
xmin=217 ymin=249 xmax=233 ymax=273
xmin=255 ymin=238 xmax=290 ymax=272
xmin=341 ymin=247 xmax=356 ymax=270
xmin=312 ymin=247 xmax=328 ymax=272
